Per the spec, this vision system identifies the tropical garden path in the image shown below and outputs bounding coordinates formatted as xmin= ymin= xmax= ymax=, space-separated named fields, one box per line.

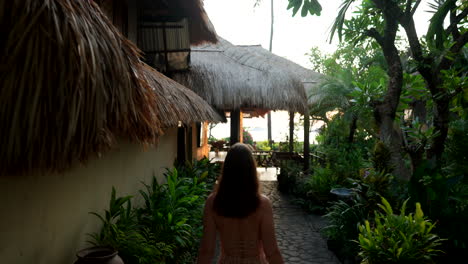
xmin=262 ymin=181 xmax=340 ymax=264
xmin=211 ymin=174 xmax=340 ymax=264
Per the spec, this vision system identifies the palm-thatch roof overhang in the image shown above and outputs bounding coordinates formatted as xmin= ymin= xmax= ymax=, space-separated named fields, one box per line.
xmin=239 ymin=45 xmax=324 ymax=108
xmin=173 ymin=38 xmax=308 ymax=114
xmin=139 ymin=0 xmax=217 ymax=45
xmin=141 ymin=65 xmax=225 ymax=128
xmin=0 ymin=0 xmax=222 ymax=176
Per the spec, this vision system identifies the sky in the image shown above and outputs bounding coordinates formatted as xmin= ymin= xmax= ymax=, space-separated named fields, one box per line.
xmin=202 ymin=0 xmax=435 ymax=142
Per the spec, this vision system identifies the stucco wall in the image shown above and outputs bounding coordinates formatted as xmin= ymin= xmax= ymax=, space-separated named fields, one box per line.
xmin=0 ymin=128 xmax=178 ymax=264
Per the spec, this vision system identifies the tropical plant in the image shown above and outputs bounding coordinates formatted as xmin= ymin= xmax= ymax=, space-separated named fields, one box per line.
xmin=255 ymin=140 xmax=272 ymax=151
xmin=357 ymin=197 xmax=445 ymax=263
xmin=289 ymin=0 xmax=468 ymax=179
xmin=87 ymin=187 xmax=173 ymax=264
xmin=277 ymin=160 xmax=302 ymax=194
xmin=323 ymin=197 xmax=367 ymax=261
xmin=175 ymin=157 xmax=221 ymax=190
xmin=89 ymin=160 xmax=214 ymax=263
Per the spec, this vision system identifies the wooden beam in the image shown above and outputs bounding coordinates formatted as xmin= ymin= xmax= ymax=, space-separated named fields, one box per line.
xmin=304 ymin=113 xmax=310 ymax=172
xmin=239 ymin=111 xmax=244 ymax=143
xmin=230 ymin=109 xmax=241 ymax=145
xmin=289 ymin=111 xmax=294 ymax=152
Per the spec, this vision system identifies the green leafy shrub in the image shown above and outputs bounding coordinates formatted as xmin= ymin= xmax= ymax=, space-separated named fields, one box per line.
xmin=315 ymin=115 xmax=372 ymax=180
xmin=175 ymin=157 xmax=221 ymax=190
xmin=353 ymin=169 xmax=393 ymax=209
xmin=277 ymin=160 xmax=302 ymax=193
xmin=89 ymin=159 xmax=214 ymax=264
xmin=323 ymin=197 xmax=367 ymax=261
xmin=255 ymin=140 xmax=271 ymax=151
xmin=371 ymin=141 xmax=392 ymax=173
xmin=308 ymin=167 xmax=340 ymax=200
xmin=87 ymin=187 xmax=173 ymax=264
xmin=444 ymin=119 xmax=468 ymax=178
xmin=357 ymin=197 xmax=445 ymax=264
xmin=292 ymin=166 xmax=343 ymax=213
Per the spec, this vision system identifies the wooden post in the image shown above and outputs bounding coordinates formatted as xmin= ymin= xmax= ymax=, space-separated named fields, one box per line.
xmin=127 ymin=0 xmax=137 ymax=43
xmin=230 ymin=109 xmax=241 ymax=145
xmin=267 ymin=112 xmax=272 ymax=147
xmin=289 ymin=111 xmax=294 ymax=152
xmin=304 ymin=113 xmax=310 ymax=172
xmin=239 ymin=111 xmax=244 ymax=143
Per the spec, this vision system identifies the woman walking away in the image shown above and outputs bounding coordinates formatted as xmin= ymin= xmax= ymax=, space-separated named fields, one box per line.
xmin=197 ymin=143 xmax=284 ymax=264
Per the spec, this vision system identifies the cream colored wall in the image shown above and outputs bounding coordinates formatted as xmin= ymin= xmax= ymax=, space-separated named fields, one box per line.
xmin=0 ymin=128 xmax=178 ymax=264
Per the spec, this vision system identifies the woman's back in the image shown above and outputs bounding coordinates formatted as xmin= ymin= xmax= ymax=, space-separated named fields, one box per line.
xmin=198 ymin=194 xmax=283 ymax=264
xmin=197 ymin=143 xmax=283 ymax=264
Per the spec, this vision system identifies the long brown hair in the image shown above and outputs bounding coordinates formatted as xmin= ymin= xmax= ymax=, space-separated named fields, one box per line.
xmin=213 ymin=143 xmax=260 ymax=218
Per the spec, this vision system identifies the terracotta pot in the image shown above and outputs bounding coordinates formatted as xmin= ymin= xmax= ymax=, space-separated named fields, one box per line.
xmin=74 ymin=246 xmax=124 ymax=264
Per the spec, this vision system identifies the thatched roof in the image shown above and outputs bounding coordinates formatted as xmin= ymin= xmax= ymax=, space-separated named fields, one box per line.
xmin=0 ymin=0 xmax=222 ymax=175
xmin=173 ymin=38 xmax=308 ymax=113
xmin=139 ymin=0 xmax=217 ymax=45
xmin=141 ymin=65 xmax=225 ymax=128
xmin=239 ymin=45 xmax=323 ymax=107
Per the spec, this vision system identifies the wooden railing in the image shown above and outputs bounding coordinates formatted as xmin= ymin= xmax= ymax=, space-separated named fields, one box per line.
xmin=252 ymin=150 xmax=326 ymax=168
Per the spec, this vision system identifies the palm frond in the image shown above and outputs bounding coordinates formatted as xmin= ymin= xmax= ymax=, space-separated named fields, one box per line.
xmin=426 ymin=0 xmax=456 ymax=50
xmin=329 ymin=0 xmax=355 ymax=43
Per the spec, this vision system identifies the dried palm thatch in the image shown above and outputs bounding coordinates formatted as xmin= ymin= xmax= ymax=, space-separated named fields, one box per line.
xmin=173 ymin=38 xmax=308 ymax=113
xmin=140 ymin=64 xmax=225 ymax=127
xmin=0 ymin=0 xmax=220 ymax=176
xmin=240 ymin=45 xmax=324 ymax=107
xmin=181 ymin=0 xmax=218 ymax=45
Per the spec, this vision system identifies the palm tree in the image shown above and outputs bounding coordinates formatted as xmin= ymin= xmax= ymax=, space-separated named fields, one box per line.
xmin=255 ymin=0 xmax=275 ymax=147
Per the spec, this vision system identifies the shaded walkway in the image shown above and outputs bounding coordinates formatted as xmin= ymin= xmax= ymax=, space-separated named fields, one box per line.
xmin=262 ymin=181 xmax=340 ymax=264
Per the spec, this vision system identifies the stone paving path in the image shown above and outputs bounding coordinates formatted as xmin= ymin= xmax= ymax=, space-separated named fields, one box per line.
xmin=212 ymin=181 xmax=340 ymax=264
xmin=262 ymin=181 xmax=340 ymax=264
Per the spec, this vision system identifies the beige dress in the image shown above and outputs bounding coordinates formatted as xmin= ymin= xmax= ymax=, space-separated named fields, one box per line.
xmin=197 ymin=194 xmax=284 ymax=264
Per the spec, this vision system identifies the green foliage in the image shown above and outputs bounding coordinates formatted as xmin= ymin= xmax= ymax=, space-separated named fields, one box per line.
xmin=323 ymin=197 xmax=367 ymax=260
xmin=426 ymin=0 xmax=457 ymax=51
xmin=292 ymin=166 xmax=346 ymax=213
xmin=409 ymin=159 xmax=468 ymax=254
xmin=357 ymin=197 xmax=445 ymax=264
xmin=277 ymin=160 xmax=302 ymax=194
xmin=354 ymin=169 xmax=394 ymax=210
xmin=371 ymin=141 xmax=392 ymax=173
xmin=89 ymin=159 xmax=216 ymax=264
xmin=87 ymin=187 xmax=173 ymax=264
xmin=308 ymin=167 xmax=341 ymax=199
xmin=329 ymin=0 xmax=356 ymax=42
xmin=287 ymin=0 xmax=322 ymax=17
xmin=444 ymin=119 xmax=468 ymax=177
xmin=175 ymin=157 xmax=221 ymax=190
xmin=317 ymin=118 xmax=368 ymax=179
xmin=255 ymin=140 xmax=271 ymax=151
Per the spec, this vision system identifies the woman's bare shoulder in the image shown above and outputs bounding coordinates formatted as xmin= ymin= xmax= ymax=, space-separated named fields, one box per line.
xmin=208 ymin=192 xmax=216 ymax=199
xmin=259 ymin=194 xmax=272 ymax=207
xmin=206 ymin=192 xmax=216 ymax=205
